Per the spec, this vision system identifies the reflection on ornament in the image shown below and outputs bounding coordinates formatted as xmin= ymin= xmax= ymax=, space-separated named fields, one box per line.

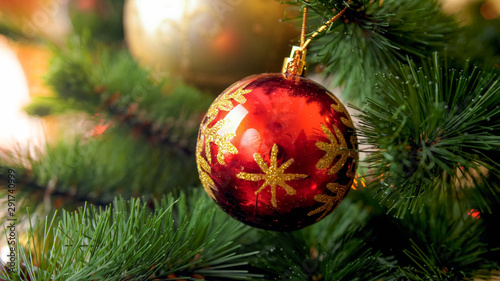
xmin=196 ymin=73 xmax=358 ymax=231
xmin=124 ymin=0 xmax=299 ymax=92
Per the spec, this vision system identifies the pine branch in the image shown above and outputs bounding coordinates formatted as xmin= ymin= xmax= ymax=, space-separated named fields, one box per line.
xmin=297 ymin=0 xmax=458 ymax=104
xmin=0 ymin=164 xmax=110 ymax=215
xmin=0 ymin=125 xmax=200 ymax=214
xmin=27 ymin=36 xmax=212 ymax=154
xmin=253 ymin=195 xmax=396 ymax=280
xmin=0 ymin=18 xmax=44 ymax=43
xmin=357 ymin=53 xmax=500 ymax=217
xmin=1 ymin=190 xmax=261 ymax=280
xmin=68 ymin=0 xmax=124 ymax=43
xmin=397 ymin=201 xmax=494 ymax=280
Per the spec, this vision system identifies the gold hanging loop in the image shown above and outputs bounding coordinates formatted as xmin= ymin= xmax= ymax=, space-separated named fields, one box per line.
xmin=283 ymin=0 xmax=351 ymax=76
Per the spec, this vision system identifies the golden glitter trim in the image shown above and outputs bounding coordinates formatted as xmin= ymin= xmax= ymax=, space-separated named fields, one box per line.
xmin=199 ymin=84 xmax=252 ymax=165
xmin=316 ymin=124 xmax=358 ymax=175
xmin=236 ymin=143 xmax=308 ymax=208
xmin=206 ymin=84 xmax=252 ymax=119
xmin=200 ymin=169 xmax=216 ymax=199
xmin=203 ymin=119 xmax=238 ymax=165
xmin=196 ymin=140 xmax=217 ymax=199
xmin=330 ymin=92 xmax=346 ymax=113
xmin=196 ymin=84 xmax=253 ymax=199
xmin=341 ymin=116 xmax=354 ymax=128
xmin=329 ymin=92 xmax=355 ymax=129
xmin=307 ymin=182 xmax=349 ymax=221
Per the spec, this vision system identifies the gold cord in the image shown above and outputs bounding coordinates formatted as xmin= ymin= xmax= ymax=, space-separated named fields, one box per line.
xmin=284 ymin=0 xmax=351 ymax=76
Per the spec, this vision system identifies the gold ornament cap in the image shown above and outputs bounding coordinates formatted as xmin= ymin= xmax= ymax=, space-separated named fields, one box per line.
xmin=282 ymin=46 xmax=307 ymax=76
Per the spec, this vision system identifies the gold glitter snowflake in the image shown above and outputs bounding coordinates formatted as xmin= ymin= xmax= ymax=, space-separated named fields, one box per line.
xmin=307 ymin=182 xmax=349 ymax=221
xmin=329 ymin=93 xmax=355 ymax=129
xmin=206 ymin=85 xmax=252 ymax=119
xmin=196 ymin=141 xmax=216 ymax=199
xmin=198 ymin=84 xmax=252 ymax=166
xmin=202 ymin=119 xmax=238 ymax=165
xmin=315 ymin=124 xmax=357 ymax=175
xmin=236 ymin=143 xmax=308 ymax=208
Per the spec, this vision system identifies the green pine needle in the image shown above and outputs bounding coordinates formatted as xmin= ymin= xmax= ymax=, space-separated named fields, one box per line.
xmin=357 ymin=53 xmax=500 ymax=217
xmin=1 ymin=189 xmax=260 ymax=280
xmin=398 ymin=201 xmax=493 ymax=280
xmin=20 ymin=127 xmax=199 ymax=206
xmin=69 ymin=0 xmax=124 ymax=43
xmin=299 ymin=0 xmax=457 ymax=104
xmin=38 ymin=35 xmax=212 ymax=151
xmin=254 ymin=197 xmax=395 ymax=280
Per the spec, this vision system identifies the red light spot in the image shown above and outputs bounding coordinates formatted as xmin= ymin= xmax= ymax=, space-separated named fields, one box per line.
xmin=468 ymin=209 xmax=481 ymax=219
xmin=91 ymin=119 xmax=110 ymax=137
xmin=213 ymin=29 xmax=239 ymax=55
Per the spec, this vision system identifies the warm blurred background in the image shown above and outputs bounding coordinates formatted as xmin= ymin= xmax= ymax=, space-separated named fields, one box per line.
xmin=1 ymin=0 xmax=499 ymax=155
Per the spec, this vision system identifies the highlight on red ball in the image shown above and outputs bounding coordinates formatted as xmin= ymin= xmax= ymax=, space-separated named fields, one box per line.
xmin=196 ymin=73 xmax=358 ymax=231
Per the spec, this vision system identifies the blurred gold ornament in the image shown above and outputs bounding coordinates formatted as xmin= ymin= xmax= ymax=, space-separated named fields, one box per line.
xmin=123 ymin=0 xmax=299 ymax=92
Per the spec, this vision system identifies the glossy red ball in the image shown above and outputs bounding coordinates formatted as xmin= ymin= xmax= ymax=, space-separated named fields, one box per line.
xmin=196 ymin=73 xmax=358 ymax=231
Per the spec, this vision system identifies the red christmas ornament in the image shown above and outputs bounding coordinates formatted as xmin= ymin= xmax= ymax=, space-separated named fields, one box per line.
xmin=196 ymin=73 xmax=358 ymax=231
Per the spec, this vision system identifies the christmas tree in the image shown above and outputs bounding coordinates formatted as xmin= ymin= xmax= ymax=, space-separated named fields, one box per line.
xmin=1 ymin=0 xmax=499 ymax=280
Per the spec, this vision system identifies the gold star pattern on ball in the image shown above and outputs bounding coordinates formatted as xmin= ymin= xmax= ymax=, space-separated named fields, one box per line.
xmin=329 ymin=93 xmax=355 ymax=129
xmin=236 ymin=143 xmax=308 ymax=208
xmin=315 ymin=124 xmax=358 ymax=176
xmin=198 ymin=85 xmax=252 ymax=165
xmin=196 ymin=141 xmax=217 ymax=199
xmin=307 ymin=182 xmax=350 ymax=221
xmin=202 ymin=118 xmax=238 ymax=165
xmin=206 ymin=85 xmax=252 ymax=119
xmin=196 ymin=84 xmax=252 ymax=197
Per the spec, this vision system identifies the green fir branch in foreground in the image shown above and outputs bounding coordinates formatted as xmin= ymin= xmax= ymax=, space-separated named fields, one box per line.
xmin=300 ymin=0 xmax=457 ymax=104
xmin=253 ymin=196 xmax=396 ymax=280
xmin=1 ymin=190 xmax=260 ymax=281
xmin=1 ymin=186 xmax=496 ymax=280
xmin=357 ymin=53 xmax=500 ymax=217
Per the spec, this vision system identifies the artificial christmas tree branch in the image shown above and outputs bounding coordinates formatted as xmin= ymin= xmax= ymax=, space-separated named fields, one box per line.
xmin=0 ymin=21 xmax=44 ymax=43
xmin=1 ymin=127 xmax=201 ymax=213
xmin=357 ymin=53 xmax=500 ymax=217
xmin=295 ymin=0 xmax=458 ymax=103
xmin=27 ymin=37 xmax=212 ymax=154
xmin=1 ymin=190 xmax=261 ymax=281
xmin=0 ymin=164 xmax=110 ymax=213
xmin=397 ymin=201 xmax=495 ymax=280
xmin=252 ymin=195 xmax=396 ymax=280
